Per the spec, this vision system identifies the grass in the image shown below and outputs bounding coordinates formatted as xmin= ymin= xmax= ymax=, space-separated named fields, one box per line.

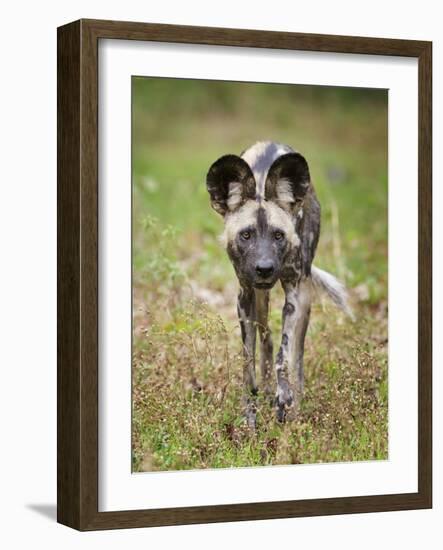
xmin=131 ymin=78 xmax=388 ymax=471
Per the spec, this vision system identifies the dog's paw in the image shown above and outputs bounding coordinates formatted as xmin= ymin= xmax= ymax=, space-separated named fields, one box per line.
xmin=275 ymin=381 xmax=294 ymax=423
xmin=245 ymin=410 xmax=257 ymax=430
xmin=243 ymin=402 xmax=257 ymax=430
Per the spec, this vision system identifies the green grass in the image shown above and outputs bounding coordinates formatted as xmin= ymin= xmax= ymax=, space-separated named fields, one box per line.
xmin=131 ymin=78 xmax=388 ymax=471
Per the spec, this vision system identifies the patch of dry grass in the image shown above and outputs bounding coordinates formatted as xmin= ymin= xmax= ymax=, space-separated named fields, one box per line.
xmin=132 ymin=277 xmax=388 ymax=471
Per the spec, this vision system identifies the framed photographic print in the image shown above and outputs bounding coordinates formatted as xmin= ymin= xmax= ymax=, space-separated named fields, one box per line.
xmin=57 ymin=19 xmax=432 ymax=530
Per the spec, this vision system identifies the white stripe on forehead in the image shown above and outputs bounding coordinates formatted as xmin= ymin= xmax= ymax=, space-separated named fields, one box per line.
xmin=241 ymin=141 xmax=294 ymax=199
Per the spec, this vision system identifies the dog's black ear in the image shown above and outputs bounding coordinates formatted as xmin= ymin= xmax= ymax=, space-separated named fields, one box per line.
xmin=206 ymin=155 xmax=256 ymax=216
xmin=264 ymin=153 xmax=311 ymax=212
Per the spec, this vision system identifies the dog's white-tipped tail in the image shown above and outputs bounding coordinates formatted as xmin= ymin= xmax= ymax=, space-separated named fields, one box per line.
xmin=311 ymin=265 xmax=354 ymax=320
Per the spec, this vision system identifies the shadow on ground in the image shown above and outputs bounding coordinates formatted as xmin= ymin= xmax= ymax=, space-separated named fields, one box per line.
xmin=26 ymin=503 xmax=57 ymax=522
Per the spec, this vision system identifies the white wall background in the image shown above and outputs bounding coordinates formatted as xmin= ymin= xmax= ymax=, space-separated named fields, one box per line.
xmin=0 ymin=0 xmax=440 ymax=547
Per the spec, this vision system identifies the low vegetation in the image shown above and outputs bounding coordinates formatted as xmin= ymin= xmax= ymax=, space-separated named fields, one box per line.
xmin=132 ymin=79 xmax=388 ymax=471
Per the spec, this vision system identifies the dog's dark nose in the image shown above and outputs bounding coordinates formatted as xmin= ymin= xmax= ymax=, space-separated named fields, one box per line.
xmin=255 ymin=260 xmax=275 ymax=278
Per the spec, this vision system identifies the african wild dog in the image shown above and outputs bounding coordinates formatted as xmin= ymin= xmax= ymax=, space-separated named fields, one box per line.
xmin=206 ymin=141 xmax=352 ymax=427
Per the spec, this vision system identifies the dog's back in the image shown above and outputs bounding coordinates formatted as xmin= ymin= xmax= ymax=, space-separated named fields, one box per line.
xmin=241 ymin=141 xmax=294 ymax=199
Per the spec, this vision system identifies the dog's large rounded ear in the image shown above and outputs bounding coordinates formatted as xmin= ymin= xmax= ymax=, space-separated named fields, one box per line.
xmin=206 ymin=155 xmax=256 ymax=216
xmin=264 ymin=153 xmax=311 ymax=212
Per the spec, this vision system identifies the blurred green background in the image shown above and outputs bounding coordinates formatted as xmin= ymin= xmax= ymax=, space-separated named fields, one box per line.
xmin=132 ymin=78 xmax=388 ymax=472
xmin=132 ymin=78 xmax=387 ymax=300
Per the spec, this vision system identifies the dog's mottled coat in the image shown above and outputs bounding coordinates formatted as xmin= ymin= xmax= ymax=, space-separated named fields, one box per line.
xmin=206 ymin=141 xmax=350 ymax=426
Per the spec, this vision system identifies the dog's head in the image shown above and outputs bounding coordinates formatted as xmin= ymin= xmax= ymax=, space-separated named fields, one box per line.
xmin=206 ymin=150 xmax=311 ymax=289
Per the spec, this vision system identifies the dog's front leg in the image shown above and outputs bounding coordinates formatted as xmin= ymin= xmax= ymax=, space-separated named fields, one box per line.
xmin=255 ymin=289 xmax=273 ymax=400
xmin=275 ymin=279 xmax=311 ymax=422
xmin=237 ymin=285 xmax=258 ymax=429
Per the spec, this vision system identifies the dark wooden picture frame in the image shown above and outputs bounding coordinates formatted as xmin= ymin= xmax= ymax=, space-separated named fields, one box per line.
xmin=57 ymin=18 xmax=432 ymax=531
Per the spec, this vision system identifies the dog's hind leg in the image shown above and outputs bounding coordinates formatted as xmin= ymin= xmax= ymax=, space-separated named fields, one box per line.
xmin=275 ymin=278 xmax=312 ymax=422
xmin=237 ymin=286 xmax=258 ymax=429
xmin=293 ymin=279 xmax=312 ymax=398
xmin=255 ymin=289 xmax=273 ymax=400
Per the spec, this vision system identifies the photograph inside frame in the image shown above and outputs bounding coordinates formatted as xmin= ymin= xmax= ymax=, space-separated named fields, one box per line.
xmin=131 ymin=77 xmax=388 ymax=472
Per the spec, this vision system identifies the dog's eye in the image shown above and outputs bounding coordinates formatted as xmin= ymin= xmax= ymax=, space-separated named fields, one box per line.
xmin=240 ymin=231 xmax=251 ymax=240
xmin=274 ymin=231 xmax=284 ymax=241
